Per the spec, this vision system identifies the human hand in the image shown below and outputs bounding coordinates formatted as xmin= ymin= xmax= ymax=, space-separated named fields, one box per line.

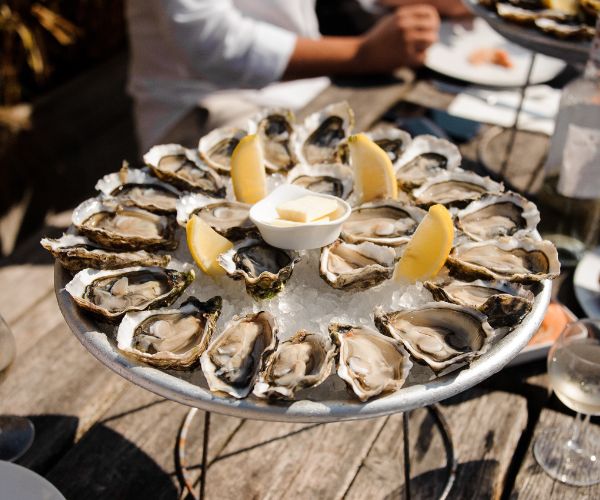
xmin=356 ymin=4 xmax=440 ymax=70
xmin=377 ymin=0 xmax=471 ymax=18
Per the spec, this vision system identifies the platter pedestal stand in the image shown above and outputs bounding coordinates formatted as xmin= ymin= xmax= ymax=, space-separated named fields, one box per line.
xmin=177 ymin=406 xmax=457 ymax=500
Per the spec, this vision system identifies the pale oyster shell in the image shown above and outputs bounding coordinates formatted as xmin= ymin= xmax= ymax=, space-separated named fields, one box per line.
xmin=330 ymin=323 xmax=412 ymax=402
xmin=201 ymin=311 xmax=278 ymax=398
xmin=252 ymin=108 xmax=297 ymax=172
xmin=65 ymin=266 xmax=195 ymax=320
xmin=198 ymin=127 xmax=247 ymax=174
xmin=535 ymin=17 xmax=595 ymax=39
xmin=253 ymin=330 xmax=336 ymax=400
xmin=366 ymin=126 xmax=412 ymax=163
xmin=116 ymin=296 xmax=222 ymax=369
xmin=287 ymin=163 xmax=354 ymax=200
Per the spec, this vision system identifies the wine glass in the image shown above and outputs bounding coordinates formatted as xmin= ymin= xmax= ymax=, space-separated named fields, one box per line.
xmin=0 ymin=314 xmax=35 ymax=462
xmin=534 ymin=318 xmax=600 ymax=486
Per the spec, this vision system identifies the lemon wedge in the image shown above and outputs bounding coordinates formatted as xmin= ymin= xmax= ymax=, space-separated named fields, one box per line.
xmin=542 ymin=0 xmax=578 ymax=15
xmin=348 ymin=133 xmax=398 ymax=203
xmin=230 ymin=134 xmax=267 ymax=204
xmin=186 ymin=215 xmax=233 ymax=276
xmin=394 ymin=204 xmax=454 ymax=283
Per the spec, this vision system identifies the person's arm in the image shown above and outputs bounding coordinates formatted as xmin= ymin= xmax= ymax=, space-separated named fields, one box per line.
xmin=377 ymin=0 xmax=471 ymax=18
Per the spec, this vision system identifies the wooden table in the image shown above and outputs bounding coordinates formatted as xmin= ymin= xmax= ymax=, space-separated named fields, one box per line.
xmin=1 ymin=74 xmax=598 ymax=500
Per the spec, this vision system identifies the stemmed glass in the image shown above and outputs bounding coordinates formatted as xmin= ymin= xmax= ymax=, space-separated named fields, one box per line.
xmin=0 ymin=314 xmax=35 ymax=462
xmin=534 ymin=318 xmax=600 ymax=486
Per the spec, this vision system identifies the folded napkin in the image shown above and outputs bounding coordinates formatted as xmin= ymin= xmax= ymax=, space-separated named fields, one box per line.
xmin=447 ymin=85 xmax=561 ymax=135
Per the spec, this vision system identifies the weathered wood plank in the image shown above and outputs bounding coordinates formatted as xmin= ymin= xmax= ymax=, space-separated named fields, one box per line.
xmin=510 ymin=408 xmax=600 ymax=499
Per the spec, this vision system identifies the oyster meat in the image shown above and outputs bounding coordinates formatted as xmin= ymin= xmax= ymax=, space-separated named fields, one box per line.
xmin=341 ymin=201 xmax=426 ymax=247
xmin=287 ymin=163 xmax=354 ymax=200
xmin=253 ymin=330 xmax=336 ymax=400
xmin=447 ymin=237 xmax=561 ymax=282
xmin=374 ymin=303 xmax=495 ymax=373
xmin=41 ymin=233 xmax=170 ymax=273
xmin=198 ymin=127 xmax=247 ymax=174
xmin=253 ymin=109 xmax=297 ymax=172
xmin=144 ymin=144 xmax=225 ymax=196
xmin=218 ymin=238 xmax=300 ymax=299
xmin=296 ymin=101 xmax=354 ymax=165
xmin=72 ymin=198 xmax=178 ymax=251
xmin=176 ymin=193 xmax=253 ymax=240
xmin=65 ymin=266 xmax=194 ymax=320
xmin=366 ymin=127 xmax=412 ymax=163
xmin=320 ymin=240 xmax=396 ymax=291
xmin=330 ymin=323 xmax=412 ymax=402
xmin=201 ymin=311 xmax=277 ymax=398
xmin=456 ymin=192 xmax=540 ymax=241
xmin=116 ymin=296 xmax=222 ymax=368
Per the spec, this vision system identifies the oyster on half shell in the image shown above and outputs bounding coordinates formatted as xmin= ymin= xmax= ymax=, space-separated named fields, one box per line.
xmin=201 ymin=311 xmax=278 ymax=398
xmin=374 ymin=303 xmax=495 ymax=373
xmin=330 ymin=323 xmax=412 ymax=402
xmin=367 ymin=127 xmax=412 ymax=163
xmin=65 ymin=266 xmax=194 ymax=320
xmin=252 ymin=109 xmax=297 ymax=172
xmin=253 ymin=330 xmax=336 ymax=400
xmin=287 ymin=163 xmax=354 ymax=200
xmin=198 ymin=127 xmax=247 ymax=174
xmin=116 ymin=296 xmax=222 ymax=369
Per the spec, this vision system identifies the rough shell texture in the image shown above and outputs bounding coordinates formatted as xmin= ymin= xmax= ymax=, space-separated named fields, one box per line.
xmin=535 ymin=17 xmax=595 ymax=39
xmin=366 ymin=127 xmax=412 ymax=164
xmin=116 ymin=296 xmax=222 ymax=369
xmin=253 ymin=330 xmax=336 ymax=400
xmin=200 ymin=311 xmax=278 ymax=398
xmin=198 ymin=127 xmax=248 ymax=174
xmin=251 ymin=108 xmax=297 ymax=172
xmin=287 ymin=163 xmax=354 ymax=200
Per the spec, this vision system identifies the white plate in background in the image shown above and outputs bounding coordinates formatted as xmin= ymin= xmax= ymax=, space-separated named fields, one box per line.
xmin=0 ymin=461 xmax=65 ymax=500
xmin=426 ymin=18 xmax=566 ymax=87
xmin=574 ymin=246 xmax=600 ymax=319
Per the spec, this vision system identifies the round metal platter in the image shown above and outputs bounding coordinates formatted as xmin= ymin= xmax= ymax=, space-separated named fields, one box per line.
xmin=55 ymin=260 xmax=551 ymax=423
xmin=465 ymin=0 xmax=591 ymax=65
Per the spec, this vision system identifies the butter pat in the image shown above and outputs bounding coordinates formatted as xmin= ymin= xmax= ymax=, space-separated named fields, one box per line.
xmin=276 ymin=195 xmax=339 ymax=223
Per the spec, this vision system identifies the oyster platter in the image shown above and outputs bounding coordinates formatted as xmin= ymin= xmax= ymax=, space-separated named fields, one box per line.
xmin=48 ymin=102 xmax=558 ymax=422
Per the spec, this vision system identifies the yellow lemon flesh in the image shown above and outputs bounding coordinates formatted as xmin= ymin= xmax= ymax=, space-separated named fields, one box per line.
xmin=186 ymin=215 xmax=233 ymax=277
xmin=542 ymin=0 xmax=578 ymax=15
xmin=230 ymin=134 xmax=267 ymax=204
xmin=348 ymin=133 xmax=398 ymax=203
xmin=394 ymin=204 xmax=454 ymax=283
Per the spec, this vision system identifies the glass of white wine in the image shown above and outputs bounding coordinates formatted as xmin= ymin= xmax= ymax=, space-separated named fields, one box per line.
xmin=534 ymin=318 xmax=600 ymax=486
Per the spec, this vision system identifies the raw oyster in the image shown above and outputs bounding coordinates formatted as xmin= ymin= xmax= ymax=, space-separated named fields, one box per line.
xmin=496 ymin=3 xmax=541 ymax=23
xmin=253 ymin=330 xmax=336 ymax=400
xmin=535 ymin=17 xmax=595 ymax=39
xmin=296 ymin=101 xmax=354 ymax=165
xmin=116 ymin=296 xmax=222 ymax=368
xmin=287 ymin=163 xmax=354 ymax=200
xmin=341 ymin=201 xmax=426 ymax=247
xmin=95 ymin=163 xmax=180 ymax=214
xmin=456 ymin=192 xmax=540 ymax=241
xmin=424 ymin=271 xmax=534 ymax=328
xmin=447 ymin=237 xmax=560 ymax=283
xmin=65 ymin=266 xmax=194 ymax=320
xmin=374 ymin=303 xmax=495 ymax=373
xmin=412 ymin=170 xmax=504 ymax=208
xmin=198 ymin=127 xmax=247 ymax=174
xmin=144 ymin=144 xmax=225 ymax=196
xmin=176 ymin=192 xmax=253 ymax=240
xmin=320 ymin=240 xmax=396 ymax=291
xmin=218 ymin=238 xmax=300 ymax=299
xmin=72 ymin=198 xmax=178 ymax=250
xmin=330 ymin=323 xmax=412 ymax=402
xmin=395 ymin=135 xmax=461 ymax=189
xmin=252 ymin=108 xmax=297 ymax=172
xmin=201 ymin=311 xmax=277 ymax=398
xmin=41 ymin=233 xmax=170 ymax=273
xmin=366 ymin=127 xmax=412 ymax=163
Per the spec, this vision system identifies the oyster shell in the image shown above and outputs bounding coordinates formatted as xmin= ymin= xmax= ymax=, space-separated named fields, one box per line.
xmin=366 ymin=127 xmax=412 ymax=163
xmin=535 ymin=17 xmax=595 ymax=39
xmin=176 ymin=193 xmax=253 ymax=240
xmin=296 ymin=101 xmax=354 ymax=165
xmin=198 ymin=127 xmax=247 ymax=174
xmin=201 ymin=311 xmax=277 ymax=398
xmin=496 ymin=3 xmax=541 ymax=23
xmin=341 ymin=201 xmax=426 ymax=247
xmin=320 ymin=240 xmax=396 ymax=291
xmin=65 ymin=266 xmax=194 ymax=320
xmin=144 ymin=144 xmax=225 ymax=196
xmin=95 ymin=163 xmax=180 ymax=214
xmin=330 ymin=323 xmax=412 ymax=402
xmin=116 ymin=296 xmax=222 ymax=368
xmin=72 ymin=198 xmax=178 ymax=250
xmin=253 ymin=330 xmax=336 ymax=400
xmin=252 ymin=108 xmax=297 ymax=172
xmin=395 ymin=135 xmax=461 ymax=189
xmin=218 ymin=238 xmax=300 ymax=299
xmin=287 ymin=163 xmax=354 ymax=200
xmin=447 ymin=237 xmax=561 ymax=282
xmin=412 ymin=170 xmax=504 ymax=208
xmin=456 ymin=192 xmax=540 ymax=241
xmin=41 ymin=233 xmax=170 ymax=273
xmin=374 ymin=303 xmax=495 ymax=373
